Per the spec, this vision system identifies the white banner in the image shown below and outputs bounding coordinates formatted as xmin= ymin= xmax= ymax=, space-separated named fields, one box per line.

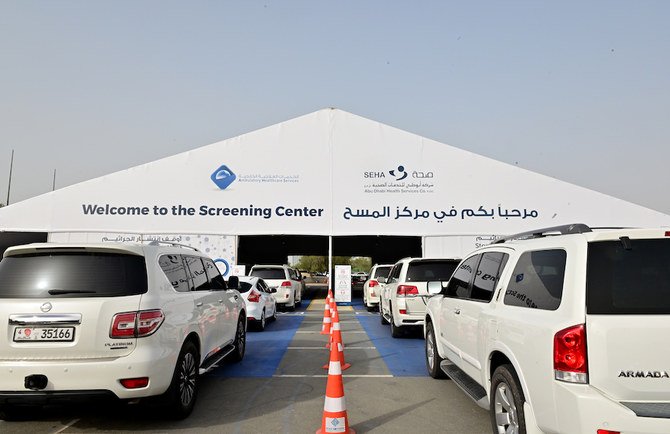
xmin=1 ymin=109 xmax=668 ymax=236
xmin=334 ymin=265 xmax=352 ymax=303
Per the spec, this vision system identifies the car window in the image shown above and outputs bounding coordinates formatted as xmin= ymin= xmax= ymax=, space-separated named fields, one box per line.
xmin=238 ymin=281 xmax=253 ymax=293
xmin=406 ymin=260 xmax=458 ymax=282
xmin=471 ymin=252 xmax=509 ymax=302
xmin=374 ymin=266 xmax=392 ymax=279
xmin=388 ymin=264 xmax=402 ymax=284
xmin=250 ymin=267 xmax=286 ymax=279
xmin=159 ymin=254 xmax=190 ymax=293
xmin=446 ymin=255 xmax=480 ymax=298
xmin=504 ymin=249 xmax=566 ymax=310
xmin=184 ymin=256 xmax=210 ymax=291
xmin=203 ymin=258 xmax=227 ymax=290
xmin=257 ymin=279 xmax=270 ymax=293
xmin=587 ymin=238 xmax=670 ymax=314
xmin=0 ymin=252 xmax=148 ymax=298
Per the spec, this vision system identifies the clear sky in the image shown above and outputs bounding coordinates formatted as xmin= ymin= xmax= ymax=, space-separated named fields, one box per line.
xmin=1 ymin=1 xmax=669 ymax=213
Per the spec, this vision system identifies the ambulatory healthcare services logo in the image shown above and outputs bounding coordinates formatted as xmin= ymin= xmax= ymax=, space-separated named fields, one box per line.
xmin=211 ymin=164 xmax=237 ymax=190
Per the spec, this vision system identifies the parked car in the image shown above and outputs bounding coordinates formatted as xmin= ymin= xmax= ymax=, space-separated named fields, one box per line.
xmin=424 ymin=224 xmax=670 ymax=434
xmin=363 ymin=264 xmax=392 ymax=311
xmin=351 ymin=271 xmax=368 ymax=287
xmin=0 ymin=242 xmax=247 ymax=420
xmin=380 ymin=257 xmax=459 ymax=337
xmin=249 ymin=265 xmax=302 ymax=310
xmin=229 ymin=276 xmax=277 ymax=331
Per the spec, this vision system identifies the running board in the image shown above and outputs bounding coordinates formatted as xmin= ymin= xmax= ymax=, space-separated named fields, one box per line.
xmin=199 ymin=344 xmax=236 ymax=374
xmin=440 ymin=360 xmax=488 ymax=409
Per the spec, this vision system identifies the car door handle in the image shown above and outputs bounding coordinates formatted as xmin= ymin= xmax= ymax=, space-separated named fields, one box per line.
xmin=234 ymin=295 xmax=239 ymax=300
xmin=196 ymin=302 xmax=203 ymax=307
xmin=218 ymin=299 xmax=224 ymax=304
xmin=454 ymin=308 xmax=461 ymax=315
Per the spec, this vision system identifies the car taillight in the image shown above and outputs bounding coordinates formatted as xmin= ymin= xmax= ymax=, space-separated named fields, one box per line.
xmin=110 ymin=309 xmax=164 ymax=338
xmin=369 ymin=280 xmax=379 ymax=288
xmin=397 ymin=285 xmax=418 ymax=297
xmin=281 ymin=281 xmax=292 ymax=287
xmin=248 ymin=290 xmax=261 ymax=303
xmin=597 ymin=430 xmax=620 ymax=434
xmin=554 ymin=324 xmax=588 ymax=384
xmin=120 ymin=377 xmax=149 ymax=389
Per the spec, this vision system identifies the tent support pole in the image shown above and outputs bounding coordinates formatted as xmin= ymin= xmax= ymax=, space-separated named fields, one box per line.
xmin=328 ymin=236 xmax=332 ymax=291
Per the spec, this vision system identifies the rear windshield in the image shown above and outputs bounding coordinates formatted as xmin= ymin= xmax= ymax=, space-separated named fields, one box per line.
xmin=0 ymin=252 xmax=148 ymax=298
xmin=373 ymin=266 xmax=392 ymax=279
xmin=250 ymin=268 xmax=285 ymax=279
xmin=406 ymin=260 xmax=459 ymax=282
xmin=238 ymin=281 xmax=253 ymax=293
xmin=587 ymin=239 xmax=670 ymax=314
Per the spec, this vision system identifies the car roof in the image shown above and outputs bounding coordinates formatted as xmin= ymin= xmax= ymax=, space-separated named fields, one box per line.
xmin=3 ymin=242 xmax=203 ymax=259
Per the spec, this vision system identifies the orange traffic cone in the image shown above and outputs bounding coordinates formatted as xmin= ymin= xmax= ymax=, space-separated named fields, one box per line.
xmin=316 ymin=330 xmax=355 ymax=434
xmin=324 ymin=305 xmax=351 ymax=371
xmin=321 ymin=290 xmax=333 ymax=335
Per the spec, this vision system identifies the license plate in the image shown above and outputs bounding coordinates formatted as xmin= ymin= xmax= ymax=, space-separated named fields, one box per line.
xmin=13 ymin=327 xmax=75 ymax=342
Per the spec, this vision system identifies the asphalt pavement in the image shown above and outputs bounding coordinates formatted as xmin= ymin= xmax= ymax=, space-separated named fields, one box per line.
xmin=0 ymin=284 xmax=490 ymax=433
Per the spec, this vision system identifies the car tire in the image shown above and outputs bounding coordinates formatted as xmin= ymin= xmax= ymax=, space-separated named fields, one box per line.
xmin=490 ymin=364 xmax=527 ymax=434
xmin=295 ymin=292 xmax=302 ymax=307
xmin=257 ymin=309 xmax=266 ymax=331
xmin=270 ymin=305 xmax=277 ymax=321
xmin=380 ymin=303 xmax=389 ymax=325
xmin=425 ymin=322 xmax=446 ymax=379
xmin=164 ymin=340 xmax=199 ymax=420
xmin=229 ymin=316 xmax=246 ymax=362
xmin=390 ymin=306 xmax=402 ymax=338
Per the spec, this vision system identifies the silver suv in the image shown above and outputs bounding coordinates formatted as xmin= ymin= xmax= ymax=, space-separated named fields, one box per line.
xmin=0 ymin=242 xmax=247 ymax=420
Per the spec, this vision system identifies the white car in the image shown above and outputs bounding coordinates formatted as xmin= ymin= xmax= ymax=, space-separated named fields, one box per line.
xmin=231 ymin=276 xmax=277 ymax=331
xmin=363 ymin=264 xmax=392 ymax=311
xmin=380 ymin=257 xmax=459 ymax=337
xmin=425 ymin=224 xmax=670 ymax=434
xmin=249 ymin=265 xmax=302 ymax=310
xmin=0 ymin=242 xmax=247 ymax=420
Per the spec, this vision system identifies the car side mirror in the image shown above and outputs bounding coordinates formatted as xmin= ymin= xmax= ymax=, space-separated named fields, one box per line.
xmin=378 ymin=276 xmax=387 ymax=284
xmin=227 ymin=276 xmax=239 ymax=290
xmin=427 ymin=281 xmax=445 ymax=295
xmin=271 ymin=288 xmax=277 ymax=293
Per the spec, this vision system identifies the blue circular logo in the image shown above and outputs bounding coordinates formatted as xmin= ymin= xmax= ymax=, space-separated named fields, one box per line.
xmin=214 ymin=258 xmax=230 ymax=277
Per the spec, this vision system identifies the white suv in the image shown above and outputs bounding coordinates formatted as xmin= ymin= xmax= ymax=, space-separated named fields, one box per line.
xmin=249 ymin=265 xmax=302 ymax=310
xmin=0 ymin=242 xmax=247 ymax=420
xmin=380 ymin=257 xmax=459 ymax=337
xmin=425 ymin=224 xmax=670 ymax=434
xmin=363 ymin=264 xmax=392 ymax=311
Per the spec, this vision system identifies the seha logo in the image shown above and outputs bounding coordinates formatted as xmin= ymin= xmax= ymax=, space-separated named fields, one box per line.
xmin=618 ymin=370 xmax=670 ymax=378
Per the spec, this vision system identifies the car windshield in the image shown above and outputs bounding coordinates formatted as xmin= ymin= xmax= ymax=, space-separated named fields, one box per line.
xmin=250 ymin=268 xmax=285 ymax=279
xmin=373 ymin=266 xmax=391 ymax=279
xmin=406 ymin=260 xmax=458 ymax=282
xmin=587 ymin=238 xmax=670 ymax=314
xmin=0 ymin=252 xmax=148 ymax=298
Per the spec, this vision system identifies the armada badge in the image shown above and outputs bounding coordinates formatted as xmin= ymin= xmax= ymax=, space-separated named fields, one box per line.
xmin=40 ymin=302 xmax=53 ymax=313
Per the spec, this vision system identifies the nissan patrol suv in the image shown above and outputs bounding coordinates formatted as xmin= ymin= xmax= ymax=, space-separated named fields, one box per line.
xmin=424 ymin=224 xmax=670 ymax=434
xmin=0 ymin=242 xmax=247 ymax=420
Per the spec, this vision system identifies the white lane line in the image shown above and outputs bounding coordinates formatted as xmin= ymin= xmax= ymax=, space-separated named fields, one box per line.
xmin=287 ymin=346 xmax=376 ymax=350
xmin=52 ymin=418 xmax=80 ymax=434
xmin=273 ymin=374 xmax=393 ymax=378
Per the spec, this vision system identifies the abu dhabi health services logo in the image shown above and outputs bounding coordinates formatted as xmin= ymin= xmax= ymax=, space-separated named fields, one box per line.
xmin=211 ymin=164 xmax=237 ymax=190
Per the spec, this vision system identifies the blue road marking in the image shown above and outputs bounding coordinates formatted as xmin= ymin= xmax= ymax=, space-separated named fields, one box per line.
xmin=356 ymin=315 xmax=427 ymax=377
xmin=210 ymin=315 xmax=305 ymax=378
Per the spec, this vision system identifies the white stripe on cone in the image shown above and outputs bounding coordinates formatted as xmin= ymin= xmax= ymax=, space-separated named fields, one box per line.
xmin=324 ymin=396 xmax=347 ymax=413
xmin=328 ymin=361 xmax=342 ymax=375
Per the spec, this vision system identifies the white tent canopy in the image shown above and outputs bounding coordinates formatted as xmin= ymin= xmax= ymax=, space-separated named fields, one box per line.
xmin=1 ymin=108 xmax=669 ymax=236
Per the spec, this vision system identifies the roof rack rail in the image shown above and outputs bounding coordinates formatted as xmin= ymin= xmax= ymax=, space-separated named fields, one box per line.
xmin=493 ymin=223 xmax=592 ymax=244
xmin=146 ymin=240 xmax=200 ymax=252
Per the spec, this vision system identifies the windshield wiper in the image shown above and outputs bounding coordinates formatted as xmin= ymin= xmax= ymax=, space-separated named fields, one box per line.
xmin=47 ymin=289 xmax=97 ymax=295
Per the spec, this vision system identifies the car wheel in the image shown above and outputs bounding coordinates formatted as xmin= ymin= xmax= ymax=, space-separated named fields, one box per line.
xmin=270 ymin=304 xmax=277 ymax=321
xmin=425 ymin=322 xmax=446 ymax=378
xmin=380 ymin=302 xmax=389 ymax=325
xmin=164 ymin=341 xmax=199 ymax=419
xmin=490 ymin=364 xmax=527 ymax=434
xmin=390 ymin=306 xmax=402 ymax=338
xmin=229 ymin=316 xmax=246 ymax=362
xmin=257 ymin=309 xmax=266 ymax=331
xmin=295 ymin=292 xmax=302 ymax=306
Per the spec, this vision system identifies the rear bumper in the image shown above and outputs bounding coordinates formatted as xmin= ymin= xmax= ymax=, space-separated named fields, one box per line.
xmin=540 ymin=382 xmax=670 ymax=433
xmin=0 ymin=345 xmax=177 ymax=401
xmin=0 ymin=390 xmax=117 ymax=405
